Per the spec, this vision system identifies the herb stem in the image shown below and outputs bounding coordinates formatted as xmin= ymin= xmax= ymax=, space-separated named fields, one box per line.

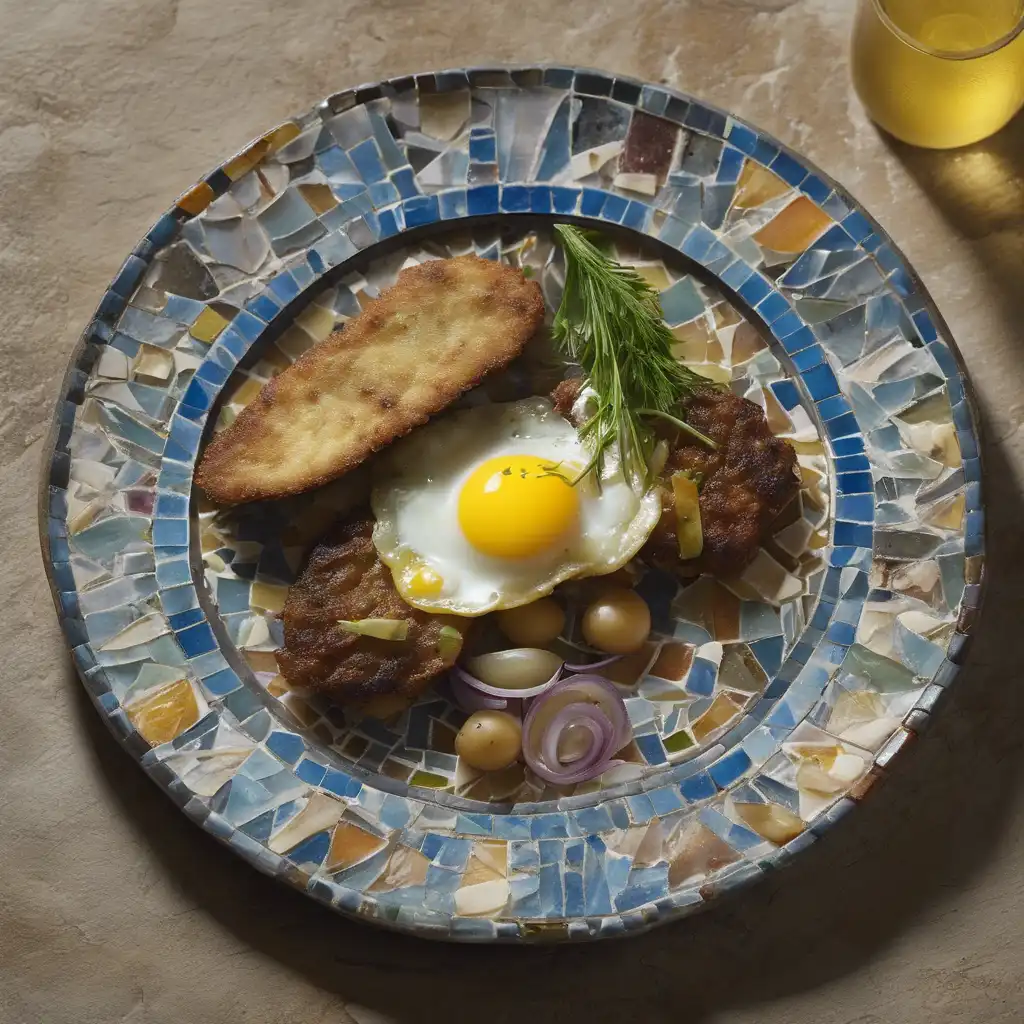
xmin=636 ymin=409 xmax=719 ymax=451
xmin=552 ymin=224 xmax=719 ymax=487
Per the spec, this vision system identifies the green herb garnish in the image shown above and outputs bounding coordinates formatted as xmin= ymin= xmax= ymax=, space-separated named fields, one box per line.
xmin=552 ymin=225 xmax=718 ymax=486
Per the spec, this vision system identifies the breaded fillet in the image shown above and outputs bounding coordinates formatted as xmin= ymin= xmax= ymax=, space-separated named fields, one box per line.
xmin=643 ymin=387 xmax=800 ymax=577
xmin=277 ymin=515 xmax=469 ymax=709
xmin=550 ymin=379 xmax=799 ymax=577
xmin=196 ymin=256 xmax=544 ymax=504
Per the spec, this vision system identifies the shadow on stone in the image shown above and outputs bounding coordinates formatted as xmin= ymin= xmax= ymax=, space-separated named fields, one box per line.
xmin=884 ymin=110 xmax=1024 ymax=345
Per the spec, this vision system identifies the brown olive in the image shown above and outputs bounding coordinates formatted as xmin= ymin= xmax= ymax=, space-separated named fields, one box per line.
xmin=495 ymin=598 xmax=566 ymax=647
xmin=455 ymin=711 xmax=523 ymax=771
xmin=581 ymin=588 xmax=652 ymax=654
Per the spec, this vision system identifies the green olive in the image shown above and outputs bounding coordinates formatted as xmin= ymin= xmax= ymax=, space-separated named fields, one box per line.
xmin=455 ymin=711 xmax=523 ymax=771
xmin=496 ymin=598 xmax=566 ymax=647
xmin=581 ymin=588 xmax=652 ymax=654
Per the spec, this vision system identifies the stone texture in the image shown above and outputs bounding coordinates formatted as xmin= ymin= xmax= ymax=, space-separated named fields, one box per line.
xmin=1 ymin=1 xmax=1023 ymax=1023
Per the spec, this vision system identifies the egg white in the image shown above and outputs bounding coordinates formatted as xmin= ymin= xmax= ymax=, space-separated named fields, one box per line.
xmin=370 ymin=398 xmax=661 ymax=615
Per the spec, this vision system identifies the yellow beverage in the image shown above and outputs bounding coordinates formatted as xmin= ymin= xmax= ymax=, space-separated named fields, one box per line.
xmin=852 ymin=0 xmax=1024 ymax=148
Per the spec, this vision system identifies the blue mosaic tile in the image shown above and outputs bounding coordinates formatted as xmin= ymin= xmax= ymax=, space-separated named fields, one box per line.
xmin=175 ymin=621 xmax=217 ymax=658
xmin=837 ymin=471 xmax=873 ymax=494
xmin=833 ymin=521 xmax=873 ymax=547
xmin=529 ymin=814 xmax=569 ymax=839
xmin=602 ymin=193 xmax=630 ymax=224
xmin=725 ymin=119 xmax=758 ymax=154
xmin=685 ymin=656 xmax=718 ymax=697
xmin=469 ymin=128 xmax=497 ymax=165
xmin=262 ymin=733 xmax=301 ymax=765
xmin=375 ymin=208 xmax=399 ymax=238
xmin=492 ymin=816 xmax=532 ymax=841
xmin=708 ymin=749 xmax=753 ymax=788
xmin=572 ymin=804 xmax=616 ymax=834
xmin=499 ymin=185 xmax=531 ymax=214
xmin=526 ymin=185 xmax=552 ymax=213
xmin=801 ymin=174 xmax=832 ymax=205
xmin=454 ymin=813 xmax=492 ymax=837
xmin=467 ymin=185 xmax=499 ymax=216
xmin=370 ymin=181 xmax=401 ymax=209
xmin=348 ymin=138 xmax=387 ymax=183
xmin=547 ymin=186 xmax=577 ymax=215
xmin=634 ymin=733 xmax=668 ymax=766
xmin=680 ymin=771 xmax=718 ymax=803
xmin=737 ymin=271 xmax=772 ymax=306
xmin=402 ymin=195 xmax=440 ymax=227
xmin=202 ymin=667 xmax=243 ymax=698
xmin=563 ymin=869 xmax=585 ymax=917
xmin=647 ymin=786 xmax=684 ymax=816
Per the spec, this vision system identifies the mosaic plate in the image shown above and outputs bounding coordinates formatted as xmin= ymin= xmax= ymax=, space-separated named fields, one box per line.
xmin=40 ymin=66 xmax=984 ymax=943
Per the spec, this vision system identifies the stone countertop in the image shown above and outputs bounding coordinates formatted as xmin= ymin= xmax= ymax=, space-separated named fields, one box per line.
xmin=2 ymin=2 xmax=1022 ymax=1022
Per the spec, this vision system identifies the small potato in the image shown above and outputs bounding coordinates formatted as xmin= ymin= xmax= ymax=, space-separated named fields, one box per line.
xmin=455 ymin=711 xmax=523 ymax=771
xmin=581 ymin=588 xmax=652 ymax=654
xmin=496 ymin=598 xmax=566 ymax=647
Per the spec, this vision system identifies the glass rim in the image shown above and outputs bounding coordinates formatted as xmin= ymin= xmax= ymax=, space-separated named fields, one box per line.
xmin=871 ymin=0 xmax=1024 ymax=59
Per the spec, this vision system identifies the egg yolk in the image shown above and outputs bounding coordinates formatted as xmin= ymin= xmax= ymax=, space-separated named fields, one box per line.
xmin=458 ymin=455 xmax=580 ymax=559
xmin=402 ymin=562 xmax=444 ymax=598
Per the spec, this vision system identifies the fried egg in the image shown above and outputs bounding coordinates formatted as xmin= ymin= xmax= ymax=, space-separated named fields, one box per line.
xmin=370 ymin=398 xmax=661 ymax=615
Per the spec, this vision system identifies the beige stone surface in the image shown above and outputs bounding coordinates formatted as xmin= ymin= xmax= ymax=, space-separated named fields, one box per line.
xmin=2 ymin=1 xmax=1023 ymax=1021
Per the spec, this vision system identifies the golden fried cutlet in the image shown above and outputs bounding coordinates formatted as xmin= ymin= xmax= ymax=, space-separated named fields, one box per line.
xmin=643 ymin=387 xmax=800 ymax=577
xmin=196 ymin=256 xmax=544 ymax=504
xmin=278 ymin=515 xmax=469 ymax=710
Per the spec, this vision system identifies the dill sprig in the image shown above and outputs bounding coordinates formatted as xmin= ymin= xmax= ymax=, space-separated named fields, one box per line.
xmin=552 ymin=224 xmax=718 ymax=488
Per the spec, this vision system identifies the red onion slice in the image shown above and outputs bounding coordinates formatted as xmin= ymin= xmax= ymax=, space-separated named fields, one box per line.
xmin=521 ymin=675 xmax=632 ymax=785
xmin=556 ymin=636 xmax=606 ymax=658
xmin=447 ymin=672 xmax=507 ymax=712
xmin=548 ymin=675 xmax=633 ymax=749
xmin=451 ymin=662 xmax=562 ymax=700
xmin=541 ymin=704 xmax=613 ymax=774
xmin=563 ymin=654 xmax=622 ymax=673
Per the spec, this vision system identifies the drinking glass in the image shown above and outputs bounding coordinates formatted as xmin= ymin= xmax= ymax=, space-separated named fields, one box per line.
xmin=852 ymin=0 xmax=1024 ymax=148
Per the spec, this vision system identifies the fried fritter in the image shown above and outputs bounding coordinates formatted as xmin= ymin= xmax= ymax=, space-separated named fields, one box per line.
xmin=549 ymin=379 xmax=799 ymax=577
xmin=196 ymin=256 xmax=545 ymax=504
xmin=550 ymin=376 xmax=585 ymax=419
xmin=643 ymin=387 xmax=800 ymax=577
xmin=277 ymin=515 xmax=469 ymax=709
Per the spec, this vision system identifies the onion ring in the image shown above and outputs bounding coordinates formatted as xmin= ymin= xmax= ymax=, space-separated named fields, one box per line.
xmin=562 ymin=654 xmax=622 ymax=673
xmin=447 ymin=672 xmax=508 ymax=712
xmin=521 ymin=675 xmax=631 ymax=784
xmin=451 ymin=662 xmax=562 ymax=700
xmin=541 ymin=703 xmax=614 ymax=774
